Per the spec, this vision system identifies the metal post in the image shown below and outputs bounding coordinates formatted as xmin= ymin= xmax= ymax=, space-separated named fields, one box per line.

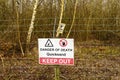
xmin=54 ymin=0 xmax=65 ymax=78
xmin=53 ymin=18 xmax=57 ymax=38
xmin=53 ymin=18 xmax=60 ymax=80
xmin=55 ymin=65 xmax=60 ymax=80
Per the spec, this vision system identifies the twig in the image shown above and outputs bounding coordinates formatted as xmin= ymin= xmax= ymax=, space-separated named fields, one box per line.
xmin=0 ymin=54 xmax=5 ymax=72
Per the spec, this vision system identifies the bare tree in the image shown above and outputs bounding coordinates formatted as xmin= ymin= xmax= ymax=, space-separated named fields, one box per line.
xmin=66 ymin=0 xmax=78 ymax=38
xmin=26 ymin=0 xmax=39 ymax=54
xmin=56 ymin=0 xmax=64 ymax=37
xmin=12 ymin=0 xmax=24 ymax=56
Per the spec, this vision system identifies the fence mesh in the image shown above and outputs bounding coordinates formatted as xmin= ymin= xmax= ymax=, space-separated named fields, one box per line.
xmin=0 ymin=18 xmax=120 ymax=80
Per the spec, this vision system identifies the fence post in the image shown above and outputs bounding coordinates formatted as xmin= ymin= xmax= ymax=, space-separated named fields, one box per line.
xmin=53 ymin=16 xmax=60 ymax=80
xmin=54 ymin=0 xmax=64 ymax=79
xmin=53 ymin=18 xmax=57 ymax=38
xmin=54 ymin=65 xmax=60 ymax=80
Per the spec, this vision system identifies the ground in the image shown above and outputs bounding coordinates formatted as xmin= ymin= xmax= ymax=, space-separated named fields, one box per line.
xmin=0 ymin=44 xmax=120 ymax=80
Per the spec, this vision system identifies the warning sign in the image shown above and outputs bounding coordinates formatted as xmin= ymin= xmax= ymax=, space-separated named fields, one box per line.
xmin=38 ymin=38 xmax=74 ymax=65
xmin=59 ymin=23 xmax=66 ymax=34
xmin=57 ymin=23 xmax=66 ymax=34
xmin=45 ymin=39 xmax=53 ymax=47
xmin=59 ymin=39 xmax=68 ymax=47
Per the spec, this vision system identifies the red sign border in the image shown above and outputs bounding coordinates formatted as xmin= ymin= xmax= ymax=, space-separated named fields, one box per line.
xmin=59 ymin=39 xmax=68 ymax=47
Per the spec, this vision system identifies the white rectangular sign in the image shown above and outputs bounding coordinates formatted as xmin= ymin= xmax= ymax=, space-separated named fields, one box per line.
xmin=38 ymin=38 xmax=74 ymax=65
xmin=59 ymin=23 xmax=66 ymax=34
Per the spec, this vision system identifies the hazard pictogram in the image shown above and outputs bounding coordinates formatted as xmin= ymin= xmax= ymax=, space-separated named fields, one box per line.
xmin=59 ymin=39 xmax=68 ymax=47
xmin=45 ymin=39 xmax=53 ymax=47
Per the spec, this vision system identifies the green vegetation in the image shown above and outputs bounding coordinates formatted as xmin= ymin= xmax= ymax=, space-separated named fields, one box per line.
xmin=0 ymin=0 xmax=120 ymax=79
xmin=0 ymin=0 xmax=120 ymax=42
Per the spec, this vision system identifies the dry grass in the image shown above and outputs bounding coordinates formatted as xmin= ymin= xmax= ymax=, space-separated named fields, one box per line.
xmin=0 ymin=0 xmax=120 ymax=80
xmin=0 ymin=44 xmax=120 ymax=80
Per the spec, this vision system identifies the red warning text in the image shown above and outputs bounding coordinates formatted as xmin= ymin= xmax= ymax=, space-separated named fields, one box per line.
xmin=39 ymin=58 xmax=74 ymax=65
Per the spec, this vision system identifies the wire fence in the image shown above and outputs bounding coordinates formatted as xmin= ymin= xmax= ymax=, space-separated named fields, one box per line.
xmin=0 ymin=18 xmax=120 ymax=80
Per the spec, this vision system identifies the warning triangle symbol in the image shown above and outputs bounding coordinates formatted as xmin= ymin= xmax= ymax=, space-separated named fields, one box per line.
xmin=45 ymin=39 xmax=53 ymax=47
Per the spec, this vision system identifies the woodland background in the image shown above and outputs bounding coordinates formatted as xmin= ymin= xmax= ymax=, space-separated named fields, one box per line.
xmin=0 ymin=0 xmax=120 ymax=80
xmin=0 ymin=0 xmax=120 ymax=54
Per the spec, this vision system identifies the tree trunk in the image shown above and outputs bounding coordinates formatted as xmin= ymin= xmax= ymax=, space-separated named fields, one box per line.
xmin=26 ymin=0 xmax=39 ymax=54
xmin=14 ymin=0 xmax=24 ymax=56
xmin=66 ymin=0 xmax=78 ymax=38
xmin=56 ymin=0 xmax=64 ymax=37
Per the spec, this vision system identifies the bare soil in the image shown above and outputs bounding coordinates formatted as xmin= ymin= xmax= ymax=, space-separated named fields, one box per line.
xmin=0 ymin=46 xmax=120 ymax=80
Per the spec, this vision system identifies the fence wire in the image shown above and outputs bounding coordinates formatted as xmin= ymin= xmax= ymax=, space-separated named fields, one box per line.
xmin=0 ymin=18 xmax=120 ymax=80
